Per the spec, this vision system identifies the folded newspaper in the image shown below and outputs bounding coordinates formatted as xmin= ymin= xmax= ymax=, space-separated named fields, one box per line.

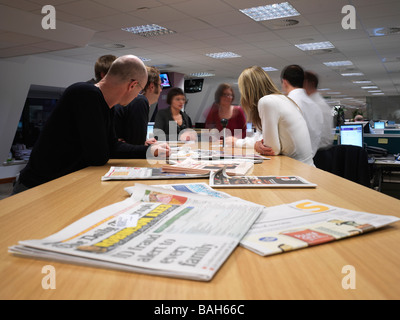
xmin=240 ymin=199 xmax=400 ymax=256
xmin=101 ymin=166 xmax=208 ymax=181
xmin=209 ymin=167 xmax=317 ymax=188
xmin=9 ymin=184 xmax=263 ymax=281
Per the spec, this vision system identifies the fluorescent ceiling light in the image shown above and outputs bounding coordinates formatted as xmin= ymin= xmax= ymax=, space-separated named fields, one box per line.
xmin=262 ymin=67 xmax=278 ymax=72
xmin=361 ymin=86 xmax=378 ymax=89
xmin=323 ymin=60 xmax=353 ymax=67
xmin=122 ymin=24 xmax=176 ymax=37
xmin=318 ymin=88 xmax=331 ymax=91
xmin=239 ymin=2 xmax=300 ymax=22
xmin=341 ymin=72 xmax=364 ymax=77
xmin=372 ymin=93 xmax=385 ymax=95
xmin=190 ymin=72 xmax=215 ymax=77
xmin=353 ymin=80 xmax=372 ymax=84
xmin=205 ymin=52 xmax=241 ymax=59
xmin=295 ymin=41 xmax=335 ymax=51
xmin=368 ymin=90 xmax=382 ymax=93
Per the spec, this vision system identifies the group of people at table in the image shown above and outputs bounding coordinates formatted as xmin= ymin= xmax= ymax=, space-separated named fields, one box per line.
xmin=12 ymin=54 xmax=333 ymax=195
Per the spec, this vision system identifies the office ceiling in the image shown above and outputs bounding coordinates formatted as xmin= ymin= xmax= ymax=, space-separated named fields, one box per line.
xmin=1 ymin=0 xmax=400 ymax=107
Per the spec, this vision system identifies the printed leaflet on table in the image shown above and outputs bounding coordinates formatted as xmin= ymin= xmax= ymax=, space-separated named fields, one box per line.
xmin=240 ymin=199 xmax=399 ymax=256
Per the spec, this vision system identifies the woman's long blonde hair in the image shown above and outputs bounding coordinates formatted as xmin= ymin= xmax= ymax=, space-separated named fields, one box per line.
xmin=238 ymin=66 xmax=282 ymax=131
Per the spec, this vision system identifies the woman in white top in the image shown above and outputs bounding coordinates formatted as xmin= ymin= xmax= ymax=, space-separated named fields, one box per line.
xmin=238 ymin=66 xmax=314 ymax=166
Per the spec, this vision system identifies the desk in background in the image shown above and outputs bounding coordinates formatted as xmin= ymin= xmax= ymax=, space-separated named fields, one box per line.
xmin=364 ymin=134 xmax=400 ymax=155
xmin=1 ymin=156 xmax=399 ymax=300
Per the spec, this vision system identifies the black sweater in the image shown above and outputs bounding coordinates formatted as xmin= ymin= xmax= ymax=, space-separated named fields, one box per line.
xmin=113 ymin=94 xmax=149 ymax=145
xmin=19 ymin=82 xmax=148 ymax=188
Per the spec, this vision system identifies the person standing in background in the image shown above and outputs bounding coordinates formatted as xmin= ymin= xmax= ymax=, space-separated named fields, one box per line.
xmin=205 ymin=83 xmax=247 ymax=138
xmin=281 ymin=65 xmax=323 ymax=157
xmin=114 ymin=66 xmax=162 ymax=146
xmin=303 ymin=70 xmax=334 ymax=150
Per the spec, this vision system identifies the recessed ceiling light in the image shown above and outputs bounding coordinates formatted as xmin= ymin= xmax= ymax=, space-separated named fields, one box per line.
xmin=368 ymin=90 xmax=382 ymax=93
xmin=239 ymin=2 xmax=300 ymax=22
xmin=122 ymin=24 xmax=176 ymax=37
xmin=295 ymin=41 xmax=335 ymax=51
xmin=189 ymin=72 xmax=215 ymax=77
xmin=262 ymin=67 xmax=278 ymax=72
xmin=352 ymin=80 xmax=372 ymax=84
xmin=323 ymin=60 xmax=353 ymax=67
xmin=371 ymin=92 xmax=385 ymax=95
xmin=341 ymin=72 xmax=364 ymax=77
xmin=205 ymin=52 xmax=241 ymax=59
xmin=361 ymin=86 xmax=378 ymax=89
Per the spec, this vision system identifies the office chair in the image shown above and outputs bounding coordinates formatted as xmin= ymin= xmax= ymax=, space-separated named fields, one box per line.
xmin=313 ymin=145 xmax=371 ymax=187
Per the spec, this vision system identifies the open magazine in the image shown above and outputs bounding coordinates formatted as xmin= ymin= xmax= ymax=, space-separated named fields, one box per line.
xmin=101 ymin=166 xmax=208 ymax=181
xmin=9 ymin=184 xmax=263 ymax=281
xmin=162 ymin=158 xmax=254 ymax=176
xmin=210 ymin=167 xmax=317 ymax=188
xmin=240 ymin=199 xmax=399 ymax=256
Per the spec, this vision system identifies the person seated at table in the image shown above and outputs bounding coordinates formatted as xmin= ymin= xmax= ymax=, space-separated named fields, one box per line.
xmin=114 ymin=66 xmax=162 ymax=146
xmin=237 ymin=66 xmax=314 ymax=166
xmin=204 ymin=83 xmax=247 ymax=138
xmin=154 ymin=87 xmax=196 ymax=141
xmin=13 ymin=55 xmax=170 ymax=194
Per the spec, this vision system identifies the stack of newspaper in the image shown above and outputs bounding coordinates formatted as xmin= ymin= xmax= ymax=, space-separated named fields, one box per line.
xmin=9 ymin=184 xmax=263 ymax=281
xmin=162 ymin=158 xmax=254 ymax=176
xmin=9 ymin=182 xmax=399 ymax=280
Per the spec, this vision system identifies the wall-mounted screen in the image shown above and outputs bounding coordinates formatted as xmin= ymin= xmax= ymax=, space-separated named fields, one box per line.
xmin=160 ymin=72 xmax=172 ymax=88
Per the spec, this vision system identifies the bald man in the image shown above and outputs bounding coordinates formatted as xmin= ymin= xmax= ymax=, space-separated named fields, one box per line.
xmin=14 ymin=55 xmax=169 ymax=194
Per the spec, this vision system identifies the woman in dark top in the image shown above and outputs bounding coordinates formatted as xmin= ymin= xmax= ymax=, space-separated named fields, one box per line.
xmin=154 ymin=87 xmax=194 ymax=141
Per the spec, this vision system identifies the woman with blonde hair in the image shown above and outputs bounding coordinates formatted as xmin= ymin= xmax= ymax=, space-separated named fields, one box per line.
xmin=238 ymin=66 xmax=314 ymax=166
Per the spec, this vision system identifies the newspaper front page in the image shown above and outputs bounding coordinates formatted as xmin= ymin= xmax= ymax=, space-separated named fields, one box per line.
xmin=240 ymin=199 xmax=400 ymax=256
xmin=9 ymin=184 xmax=263 ymax=281
xmin=101 ymin=166 xmax=208 ymax=181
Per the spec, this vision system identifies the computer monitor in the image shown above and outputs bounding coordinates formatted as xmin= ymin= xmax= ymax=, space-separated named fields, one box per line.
xmin=339 ymin=124 xmax=364 ymax=147
xmin=147 ymin=122 xmax=154 ymax=139
xmin=374 ymin=121 xmax=385 ymax=129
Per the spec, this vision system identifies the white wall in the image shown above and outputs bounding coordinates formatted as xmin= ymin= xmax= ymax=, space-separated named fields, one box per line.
xmin=0 ymin=55 xmax=93 ymax=179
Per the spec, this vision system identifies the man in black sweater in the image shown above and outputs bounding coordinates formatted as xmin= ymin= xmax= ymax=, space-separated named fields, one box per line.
xmin=13 ymin=55 xmax=169 ymax=193
xmin=113 ymin=66 xmax=162 ymax=145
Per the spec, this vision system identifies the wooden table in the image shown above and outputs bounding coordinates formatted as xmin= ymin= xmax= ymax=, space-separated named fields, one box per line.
xmin=1 ymin=156 xmax=399 ymax=300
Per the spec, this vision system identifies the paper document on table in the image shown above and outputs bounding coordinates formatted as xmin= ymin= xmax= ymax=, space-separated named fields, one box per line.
xmin=101 ymin=166 xmax=208 ymax=180
xmin=9 ymin=184 xmax=262 ymax=281
xmin=209 ymin=167 xmax=317 ymax=188
xmin=240 ymin=199 xmax=400 ymax=256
